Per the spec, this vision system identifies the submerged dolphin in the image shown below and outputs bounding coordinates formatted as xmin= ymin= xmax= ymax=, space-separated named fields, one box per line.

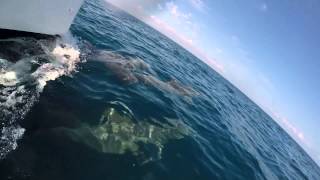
xmin=91 ymin=50 xmax=150 ymax=84
xmin=51 ymin=106 xmax=190 ymax=163
xmin=136 ymin=74 xmax=197 ymax=97
xmin=91 ymin=50 xmax=198 ymax=97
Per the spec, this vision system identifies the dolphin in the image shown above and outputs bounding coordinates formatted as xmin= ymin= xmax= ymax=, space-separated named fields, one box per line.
xmin=90 ymin=50 xmax=198 ymax=97
xmin=49 ymin=106 xmax=190 ymax=164
xmin=136 ymin=74 xmax=197 ymax=97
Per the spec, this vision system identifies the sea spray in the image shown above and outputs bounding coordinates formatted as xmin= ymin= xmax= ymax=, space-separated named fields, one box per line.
xmin=0 ymin=33 xmax=82 ymax=159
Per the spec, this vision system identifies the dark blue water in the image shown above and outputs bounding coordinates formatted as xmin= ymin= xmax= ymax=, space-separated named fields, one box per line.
xmin=0 ymin=0 xmax=319 ymax=179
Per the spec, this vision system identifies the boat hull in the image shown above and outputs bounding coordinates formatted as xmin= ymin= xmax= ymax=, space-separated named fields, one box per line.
xmin=0 ymin=0 xmax=83 ymax=35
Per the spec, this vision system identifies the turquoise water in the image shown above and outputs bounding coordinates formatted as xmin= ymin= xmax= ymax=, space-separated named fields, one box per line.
xmin=0 ymin=0 xmax=320 ymax=179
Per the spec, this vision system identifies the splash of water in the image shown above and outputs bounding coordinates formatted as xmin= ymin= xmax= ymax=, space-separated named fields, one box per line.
xmin=0 ymin=33 xmax=82 ymax=159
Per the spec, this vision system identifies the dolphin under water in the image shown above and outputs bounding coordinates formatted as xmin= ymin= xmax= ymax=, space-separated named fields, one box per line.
xmin=136 ymin=74 xmax=197 ymax=97
xmin=48 ymin=105 xmax=190 ymax=164
xmin=91 ymin=50 xmax=198 ymax=97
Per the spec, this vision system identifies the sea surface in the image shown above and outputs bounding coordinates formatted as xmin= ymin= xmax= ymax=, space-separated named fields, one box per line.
xmin=0 ymin=0 xmax=319 ymax=179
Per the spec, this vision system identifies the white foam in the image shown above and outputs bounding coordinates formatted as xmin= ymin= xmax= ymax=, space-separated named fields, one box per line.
xmin=0 ymin=126 xmax=25 ymax=159
xmin=0 ymin=71 xmax=18 ymax=86
xmin=52 ymin=45 xmax=80 ymax=62
xmin=0 ymin=59 xmax=18 ymax=86
xmin=3 ymin=71 xmax=16 ymax=80
xmin=33 ymin=40 xmax=81 ymax=90
xmin=0 ymin=33 xmax=82 ymax=159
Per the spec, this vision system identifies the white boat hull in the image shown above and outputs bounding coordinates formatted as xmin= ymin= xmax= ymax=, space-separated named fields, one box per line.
xmin=0 ymin=0 xmax=84 ymax=35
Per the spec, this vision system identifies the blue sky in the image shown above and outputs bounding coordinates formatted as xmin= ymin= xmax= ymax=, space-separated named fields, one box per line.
xmin=106 ymin=0 xmax=320 ymax=165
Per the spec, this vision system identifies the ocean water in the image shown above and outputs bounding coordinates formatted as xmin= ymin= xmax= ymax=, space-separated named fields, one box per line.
xmin=0 ymin=0 xmax=320 ymax=179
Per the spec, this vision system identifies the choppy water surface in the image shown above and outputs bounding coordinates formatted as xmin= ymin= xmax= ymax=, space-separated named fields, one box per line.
xmin=0 ymin=0 xmax=319 ymax=179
